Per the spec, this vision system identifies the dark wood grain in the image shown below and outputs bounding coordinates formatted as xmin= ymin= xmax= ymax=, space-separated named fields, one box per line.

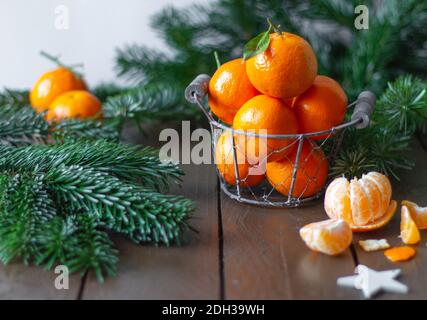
xmin=81 ymin=122 xmax=220 ymax=299
xmin=0 ymin=264 xmax=81 ymax=299
xmin=352 ymin=139 xmax=427 ymax=299
xmin=220 ymin=195 xmax=360 ymax=299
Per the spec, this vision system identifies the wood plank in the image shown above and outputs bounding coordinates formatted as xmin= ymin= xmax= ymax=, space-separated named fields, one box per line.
xmin=0 ymin=264 xmax=81 ymax=299
xmin=352 ymin=139 xmax=427 ymax=299
xmin=221 ymin=195 xmax=359 ymax=299
xmin=81 ymin=122 xmax=220 ymax=299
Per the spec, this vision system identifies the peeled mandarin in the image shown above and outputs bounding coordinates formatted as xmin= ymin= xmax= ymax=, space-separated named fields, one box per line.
xmin=384 ymin=246 xmax=416 ymax=262
xmin=300 ymin=219 xmax=352 ymax=256
xmin=324 ymin=172 xmax=395 ymax=232
xmin=400 ymin=205 xmax=421 ymax=245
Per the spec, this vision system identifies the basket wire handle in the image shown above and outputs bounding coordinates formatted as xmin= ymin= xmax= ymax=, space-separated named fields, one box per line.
xmin=185 ymin=74 xmax=376 ymax=130
xmin=351 ymin=91 xmax=376 ymax=129
xmin=184 ymin=74 xmax=214 ymax=122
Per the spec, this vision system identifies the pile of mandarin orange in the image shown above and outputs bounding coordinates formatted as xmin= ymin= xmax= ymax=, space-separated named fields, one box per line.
xmin=30 ymin=66 xmax=101 ymax=121
xmin=209 ymin=30 xmax=427 ymax=264
xmin=209 ymin=31 xmax=348 ymax=198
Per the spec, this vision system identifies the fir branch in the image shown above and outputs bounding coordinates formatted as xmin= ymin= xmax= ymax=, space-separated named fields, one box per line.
xmin=0 ymin=172 xmax=118 ymax=282
xmin=92 ymin=83 xmax=127 ymax=103
xmin=52 ymin=119 xmax=121 ymax=142
xmin=331 ymin=126 xmax=414 ymax=180
xmin=301 ymin=0 xmax=369 ymax=29
xmin=0 ymin=173 xmax=56 ymax=264
xmin=0 ymin=139 xmax=183 ymax=190
xmin=35 ymin=215 xmax=119 ymax=283
xmin=377 ymin=75 xmax=427 ymax=135
xmin=0 ymin=89 xmax=29 ymax=108
xmin=0 ymin=102 xmax=122 ymax=144
xmin=103 ymin=84 xmax=188 ymax=122
xmin=0 ymin=106 xmax=48 ymax=145
xmin=45 ymin=165 xmax=192 ymax=245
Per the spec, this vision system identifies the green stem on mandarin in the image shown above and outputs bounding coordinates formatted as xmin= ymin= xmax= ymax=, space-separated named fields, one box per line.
xmin=214 ymin=51 xmax=221 ymax=69
xmin=266 ymin=18 xmax=281 ymax=35
xmin=40 ymin=50 xmax=84 ymax=78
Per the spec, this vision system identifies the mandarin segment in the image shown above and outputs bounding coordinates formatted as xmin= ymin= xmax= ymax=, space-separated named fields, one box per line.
xmin=351 ymin=200 xmax=397 ymax=232
xmin=349 ymin=178 xmax=372 ymax=226
xmin=324 ymin=177 xmax=353 ymax=224
xmin=364 ymin=172 xmax=392 ymax=214
xmin=384 ymin=246 xmax=416 ymax=262
xmin=358 ymin=177 xmax=382 ymax=220
xmin=401 ymin=200 xmax=427 ymax=229
xmin=233 ymin=95 xmax=299 ymax=163
xmin=246 ymin=32 xmax=317 ymax=100
xmin=299 ymin=219 xmax=352 ymax=256
xmin=208 ymin=58 xmax=259 ymax=125
xmin=400 ymin=205 xmax=421 ymax=245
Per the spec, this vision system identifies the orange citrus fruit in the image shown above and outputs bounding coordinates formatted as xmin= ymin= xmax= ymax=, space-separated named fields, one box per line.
xmin=246 ymin=32 xmax=317 ymax=100
xmin=400 ymin=205 xmax=420 ymax=245
xmin=209 ymin=58 xmax=259 ymax=125
xmin=232 ymin=95 xmax=299 ymax=163
xmin=266 ymin=140 xmax=328 ymax=198
xmin=401 ymin=200 xmax=427 ymax=229
xmin=46 ymin=90 xmax=102 ymax=121
xmin=30 ymin=67 xmax=87 ymax=113
xmin=300 ymin=219 xmax=352 ymax=256
xmin=324 ymin=172 xmax=396 ymax=232
xmin=293 ymin=75 xmax=348 ymax=139
xmin=384 ymin=246 xmax=416 ymax=262
xmin=215 ymin=131 xmax=265 ymax=187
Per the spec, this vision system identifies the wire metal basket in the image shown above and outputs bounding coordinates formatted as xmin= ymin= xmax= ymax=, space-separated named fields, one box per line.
xmin=185 ymin=74 xmax=375 ymax=208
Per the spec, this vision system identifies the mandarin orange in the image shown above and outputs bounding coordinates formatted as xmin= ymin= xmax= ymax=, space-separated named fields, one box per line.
xmin=46 ymin=90 xmax=101 ymax=121
xmin=30 ymin=67 xmax=87 ymax=113
xmin=246 ymin=32 xmax=317 ymax=100
xmin=215 ymin=131 xmax=264 ymax=187
xmin=208 ymin=58 xmax=259 ymax=125
xmin=266 ymin=140 xmax=328 ymax=198
xmin=232 ymin=95 xmax=299 ymax=163
xmin=293 ymin=75 xmax=348 ymax=139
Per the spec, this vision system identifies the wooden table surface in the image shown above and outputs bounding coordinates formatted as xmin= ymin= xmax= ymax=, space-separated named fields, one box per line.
xmin=1 ymin=124 xmax=426 ymax=300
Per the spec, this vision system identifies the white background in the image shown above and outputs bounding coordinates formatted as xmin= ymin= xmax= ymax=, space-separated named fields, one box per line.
xmin=0 ymin=0 xmax=206 ymax=89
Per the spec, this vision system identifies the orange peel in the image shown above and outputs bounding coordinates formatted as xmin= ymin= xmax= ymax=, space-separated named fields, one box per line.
xmin=384 ymin=246 xmax=416 ymax=262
